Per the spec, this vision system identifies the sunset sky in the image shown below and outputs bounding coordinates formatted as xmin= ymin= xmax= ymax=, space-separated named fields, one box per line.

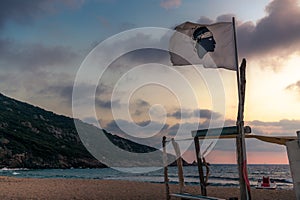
xmin=1 ymin=0 xmax=300 ymax=164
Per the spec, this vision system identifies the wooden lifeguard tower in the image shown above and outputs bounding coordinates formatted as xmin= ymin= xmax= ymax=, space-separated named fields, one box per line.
xmin=162 ymin=126 xmax=252 ymax=200
xmin=162 ymin=127 xmax=300 ymax=200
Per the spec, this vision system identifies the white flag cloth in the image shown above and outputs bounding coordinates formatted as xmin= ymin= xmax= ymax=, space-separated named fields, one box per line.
xmin=169 ymin=21 xmax=236 ymax=71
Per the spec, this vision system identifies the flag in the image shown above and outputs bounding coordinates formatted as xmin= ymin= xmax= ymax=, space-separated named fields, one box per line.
xmin=169 ymin=21 xmax=236 ymax=70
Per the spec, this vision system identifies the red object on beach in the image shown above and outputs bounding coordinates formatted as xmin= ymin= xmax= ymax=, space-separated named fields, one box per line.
xmin=256 ymin=176 xmax=277 ymax=190
xmin=262 ymin=177 xmax=270 ymax=187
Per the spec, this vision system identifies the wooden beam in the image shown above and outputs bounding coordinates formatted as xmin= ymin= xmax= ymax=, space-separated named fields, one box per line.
xmin=170 ymin=193 xmax=225 ymax=200
xmin=246 ymin=135 xmax=297 ymax=146
xmin=191 ymin=126 xmax=251 ymax=138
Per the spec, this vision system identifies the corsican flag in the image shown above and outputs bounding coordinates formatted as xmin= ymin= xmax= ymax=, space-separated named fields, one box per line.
xmin=169 ymin=21 xmax=236 ymax=71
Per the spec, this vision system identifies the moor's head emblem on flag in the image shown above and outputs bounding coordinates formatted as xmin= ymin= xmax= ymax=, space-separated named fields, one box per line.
xmin=192 ymin=26 xmax=216 ymax=59
xmin=170 ymin=21 xmax=235 ymax=70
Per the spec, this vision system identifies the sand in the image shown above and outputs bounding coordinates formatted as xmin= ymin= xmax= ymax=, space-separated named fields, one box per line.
xmin=0 ymin=176 xmax=296 ymax=200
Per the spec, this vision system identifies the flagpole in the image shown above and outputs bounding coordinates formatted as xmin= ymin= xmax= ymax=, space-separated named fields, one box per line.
xmin=232 ymin=17 xmax=251 ymax=200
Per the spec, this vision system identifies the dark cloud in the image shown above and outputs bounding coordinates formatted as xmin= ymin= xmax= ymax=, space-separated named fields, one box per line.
xmin=216 ymin=14 xmax=235 ymax=22
xmin=98 ymin=31 xmax=172 ymax=73
xmin=246 ymin=138 xmax=286 ymax=152
xmin=0 ymin=0 xmax=45 ymax=29
xmin=210 ymin=137 xmax=286 ymax=153
xmin=95 ymin=98 xmax=121 ymax=109
xmin=197 ymin=0 xmax=300 ymax=64
xmin=198 ymin=14 xmax=235 ymax=24
xmin=39 ymin=84 xmax=74 ymax=105
xmin=193 ymin=109 xmax=223 ymax=119
xmin=167 ymin=122 xmax=204 ymax=137
xmin=169 ymin=110 xmax=192 ymax=119
xmin=169 ymin=108 xmax=222 ymax=120
xmin=110 ymin=48 xmax=170 ymax=69
xmin=248 ymin=119 xmax=300 ymax=133
xmin=135 ymin=99 xmax=150 ymax=107
xmin=0 ymin=1 xmax=83 ymax=96
xmin=48 ymin=85 xmax=74 ymax=102
xmin=91 ymin=35 xmax=172 ymax=96
xmin=0 ymin=39 xmax=79 ymax=70
xmin=82 ymin=116 xmax=99 ymax=126
xmin=38 ymin=81 xmax=98 ymax=106
xmin=0 ymin=0 xmax=84 ymax=30
xmin=133 ymin=99 xmax=151 ymax=116
xmin=102 ymin=117 xmax=297 ymax=152
xmin=197 ymin=16 xmax=214 ymax=24
xmin=105 ymin=119 xmax=169 ymax=138
xmin=237 ymin=0 xmax=300 ymax=58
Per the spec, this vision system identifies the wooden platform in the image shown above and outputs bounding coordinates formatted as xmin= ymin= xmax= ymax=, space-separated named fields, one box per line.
xmin=170 ymin=193 xmax=225 ymax=200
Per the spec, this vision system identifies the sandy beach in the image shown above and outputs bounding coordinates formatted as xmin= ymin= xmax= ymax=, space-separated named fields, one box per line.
xmin=0 ymin=176 xmax=295 ymax=200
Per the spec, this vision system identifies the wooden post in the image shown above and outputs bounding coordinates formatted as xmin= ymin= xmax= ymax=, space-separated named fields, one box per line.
xmin=236 ymin=59 xmax=251 ymax=200
xmin=233 ymin=16 xmax=251 ymax=200
xmin=171 ymin=139 xmax=185 ymax=193
xmin=286 ymin=131 xmax=300 ymax=200
xmin=194 ymin=136 xmax=207 ymax=196
xmin=162 ymin=136 xmax=170 ymax=200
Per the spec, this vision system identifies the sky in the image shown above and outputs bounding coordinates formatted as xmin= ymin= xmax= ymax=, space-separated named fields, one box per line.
xmin=1 ymin=0 xmax=300 ymax=164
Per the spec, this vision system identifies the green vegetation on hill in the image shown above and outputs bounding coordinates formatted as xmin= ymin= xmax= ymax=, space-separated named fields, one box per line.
xmin=0 ymin=93 xmax=159 ymax=169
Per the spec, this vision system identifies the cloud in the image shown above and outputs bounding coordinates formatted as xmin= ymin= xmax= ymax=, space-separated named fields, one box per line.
xmin=198 ymin=14 xmax=235 ymax=24
xmin=169 ymin=110 xmax=192 ymax=119
xmin=96 ymin=98 xmax=121 ymax=109
xmin=91 ymin=33 xmax=171 ymax=80
xmin=0 ymin=39 xmax=79 ymax=70
xmin=43 ymin=85 xmax=74 ymax=102
xmin=248 ymin=119 xmax=300 ymax=135
xmin=286 ymin=80 xmax=300 ymax=96
xmin=38 ymin=81 xmax=98 ymax=106
xmin=102 ymin=117 xmax=297 ymax=153
xmin=132 ymin=99 xmax=151 ymax=116
xmin=236 ymin=0 xmax=300 ymax=59
xmin=160 ymin=0 xmax=181 ymax=9
xmin=196 ymin=0 xmax=300 ymax=69
xmin=82 ymin=116 xmax=100 ymax=125
xmin=169 ymin=108 xmax=223 ymax=120
xmin=197 ymin=17 xmax=214 ymax=24
xmin=0 ymin=0 xmax=85 ymax=30
xmin=105 ymin=119 xmax=169 ymax=137
xmin=104 ymin=118 xmax=233 ymax=144
xmin=124 ymin=49 xmax=170 ymax=66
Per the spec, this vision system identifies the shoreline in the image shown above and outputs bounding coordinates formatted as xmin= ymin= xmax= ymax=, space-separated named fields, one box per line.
xmin=0 ymin=176 xmax=296 ymax=200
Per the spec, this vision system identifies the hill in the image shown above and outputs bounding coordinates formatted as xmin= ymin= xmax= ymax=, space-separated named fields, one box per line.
xmin=0 ymin=93 xmax=164 ymax=169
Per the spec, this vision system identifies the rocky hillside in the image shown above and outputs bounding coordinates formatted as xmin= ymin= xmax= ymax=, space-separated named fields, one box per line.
xmin=0 ymin=93 xmax=160 ymax=169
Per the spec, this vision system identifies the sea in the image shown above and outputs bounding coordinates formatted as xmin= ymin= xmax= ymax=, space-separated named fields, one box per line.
xmin=0 ymin=164 xmax=293 ymax=190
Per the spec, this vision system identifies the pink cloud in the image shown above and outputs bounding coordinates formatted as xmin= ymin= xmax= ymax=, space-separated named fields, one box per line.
xmin=160 ymin=0 xmax=181 ymax=9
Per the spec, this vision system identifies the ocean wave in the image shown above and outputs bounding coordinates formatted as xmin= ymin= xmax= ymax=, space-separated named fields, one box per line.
xmin=0 ymin=167 xmax=28 ymax=171
xmin=271 ymin=178 xmax=293 ymax=183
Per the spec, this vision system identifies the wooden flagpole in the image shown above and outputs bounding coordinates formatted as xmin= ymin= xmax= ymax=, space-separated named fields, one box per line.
xmin=232 ymin=17 xmax=251 ymax=200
